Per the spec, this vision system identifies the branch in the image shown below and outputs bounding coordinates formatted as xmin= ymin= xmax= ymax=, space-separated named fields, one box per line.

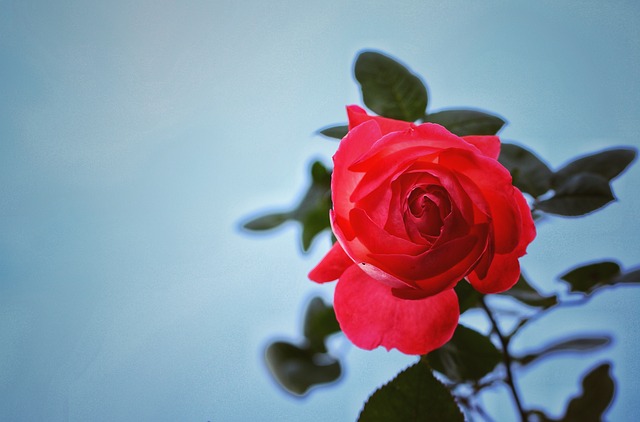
xmin=480 ymin=296 xmax=528 ymax=422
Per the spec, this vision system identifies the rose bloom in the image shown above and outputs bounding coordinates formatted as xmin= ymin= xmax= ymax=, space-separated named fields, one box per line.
xmin=309 ymin=105 xmax=536 ymax=355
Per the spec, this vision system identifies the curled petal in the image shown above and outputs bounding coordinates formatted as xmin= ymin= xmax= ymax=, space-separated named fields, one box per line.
xmin=308 ymin=242 xmax=354 ymax=283
xmin=347 ymin=105 xmax=413 ymax=134
xmin=334 ymin=265 xmax=459 ymax=355
xmin=513 ymin=187 xmax=536 ymax=254
xmin=467 ymin=252 xmax=521 ymax=294
xmin=332 ymin=120 xmax=383 ymax=220
xmin=462 ymin=135 xmax=501 ymax=160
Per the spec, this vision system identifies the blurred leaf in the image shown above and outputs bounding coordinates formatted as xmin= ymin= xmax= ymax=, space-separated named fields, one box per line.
xmin=318 ymin=124 xmax=348 ymax=139
xmin=498 ymin=273 xmax=557 ymax=308
xmin=265 ymin=341 xmax=341 ymax=396
xmin=354 ymin=51 xmax=428 ymax=122
xmin=535 ymin=173 xmax=615 ymax=216
xmin=358 ymin=361 xmax=464 ymax=422
xmin=560 ymin=362 xmax=615 ymax=422
xmin=560 ymin=261 xmax=640 ymax=296
xmin=303 ymin=297 xmax=340 ymax=353
xmin=242 ymin=161 xmax=332 ymax=251
xmin=455 ymin=280 xmax=481 ymax=314
xmin=553 ymin=148 xmax=637 ymax=188
xmin=309 ymin=160 xmax=331 ymax=184
xmin=242 ymin=212 xmax=291 ymax=231
xmin=499 ymin=143 xmax=553 ymax=198
xmin=518 ymin=335 xmax=611 ymax=366
xmin=428 ymin=325 xmax=501 ymax=383
xmin=560 ymin=261 xmax=622 ymax=295
xmin=425 ymin=109 xmax=505 ymax=136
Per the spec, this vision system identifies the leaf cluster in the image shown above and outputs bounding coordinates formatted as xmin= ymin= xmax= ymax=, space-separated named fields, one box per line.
xmin=242 ymin=161 xmax=332 ymax=251
xmin=499 ymin=144 xmax=636 ymax=216
xmin=264 ymin=297 xmax=342 ymax=395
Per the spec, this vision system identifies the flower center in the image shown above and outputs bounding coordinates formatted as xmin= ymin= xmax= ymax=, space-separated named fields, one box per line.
xmin=407 ymin=185 xmax=451 ymax=237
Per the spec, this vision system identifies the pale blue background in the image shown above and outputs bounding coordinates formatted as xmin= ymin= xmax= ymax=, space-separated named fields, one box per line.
xmin=1 ymin=1 xmax=639 ymax=421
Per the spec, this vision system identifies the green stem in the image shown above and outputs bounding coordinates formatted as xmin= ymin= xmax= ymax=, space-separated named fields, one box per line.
xmin=480 ymin=296 xmax=528 ymax=422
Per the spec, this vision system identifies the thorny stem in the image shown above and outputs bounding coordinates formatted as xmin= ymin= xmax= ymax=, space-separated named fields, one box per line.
xmin=480 ymin=296 xmax=528 ymax=422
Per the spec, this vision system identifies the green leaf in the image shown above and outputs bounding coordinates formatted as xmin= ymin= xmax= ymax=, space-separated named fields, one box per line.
xmin=358 ymin=361 xmax=464 ymax=422
xmin=241 ymin=161 xmax=332 ymax=251
xmin=498 ymin=273 xmax=557 ymax=308
xmin=553 ymin=148 xmax=637 ymax=188
xmin=560 ymin=261 xmax=622 ymax=295
xmin=242 ymin=212 xmax=291 ymax=231
xmin=428 ymin=325 xmax=502 ymax=383
xmin=560 ymin=362 xmax=615 ymax=422
xmin=498 ymin=143 xmax=553 ymax=198
xmin=454 ymin=280 xmax=481 ymax=314
xmin=303 ymin=297 xmax=340 ymax=353
xmin=425 ymin=109 xmax=506 ymax=136
xmin=518 ymin=335 xmax=611 ymax=366
xmin=535 ymin=173 xmax=615 ymax=216
xmin=318 ymin=124 xmax=348 ymax=139
xmin=264 ymin=341 xmax=341 ymax=396
xmin=354 ymin=51 xmax=428 ymax=122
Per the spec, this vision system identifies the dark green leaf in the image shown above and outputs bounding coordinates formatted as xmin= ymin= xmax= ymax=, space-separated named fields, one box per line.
xmin=358 ymin=361 xmax=464 ymax=422
xmin=241 ymin=161 xmax=332 ymax=250
xmin=454 ymin=280 xmax=481 ymax=314
xmin=354 ymin=51 xmax=428 ymax=122
xmin=310 ymin=160 xmax=332 ymax=184
xmin=518 ymin=335 xmax=611 ymax=366
xmin=318 ymin=124 xmax=348 ymax=139
xmin=498 ymin=273 xmax=557 ymax=308
xmin=303 ymin=297 xmax=340 ymax=353
xmin=265 ymin=341 xmax=341 ymax=396
xmin=560 ymin=261 xmax=622 ymax=295
xmin=499 ymin=143 xmax=553 ymax=198
xmin=535 ymin=173 xmax=615 ymax=216
xmin=428 ymin=325 xmax=502 ymax=383
xmin=293 ymin=161 xmax=332 ymax=251
xmin=242 ymin=212 xmax=291 ymax=231
xmin=425 ymin=109 xmax=506 ymax=137
xmin=553 ymin=148 xmax=637 ymax=188
xmin=561 ymin=362 xmax=615 ymax=422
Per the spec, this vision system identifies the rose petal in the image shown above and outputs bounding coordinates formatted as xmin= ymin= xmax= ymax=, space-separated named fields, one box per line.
xmin=462 ymin=135 xmax=501 ymax=160
xmin=437 ymin=149 xmax=521 ymax=253
xmin=308 ymin=242 xmax=354 ymax=283
xmin=371 ymin=226 xmax=487 ymax=296
xmin=467 ymin=252 xmax=521 ymax=294
xmin=349 ymin=207 xmax=425 ymax=256
xmin=350 ymin=123 xmax=475 ymax=174
xmin=334 ymin=265 xmax=459 ymax=355
xmin=347 ymin=105 xmax=414 ymax=134
xmin=513 ymin=186 xmax=536 ymax=254
xmin=332 ymin=120 xmax=383 ymax=220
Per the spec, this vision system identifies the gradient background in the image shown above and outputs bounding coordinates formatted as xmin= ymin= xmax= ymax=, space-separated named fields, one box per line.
xmin=1 ymin=1 xmax=639 ymax=420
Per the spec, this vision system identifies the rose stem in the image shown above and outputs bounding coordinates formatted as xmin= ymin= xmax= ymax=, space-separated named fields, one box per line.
xmin=479 ymin=295 xmax=528 ymax=422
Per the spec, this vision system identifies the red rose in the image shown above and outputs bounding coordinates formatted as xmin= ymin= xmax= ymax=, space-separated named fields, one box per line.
xmin=309 ymin=106 xmax=536 ymax=355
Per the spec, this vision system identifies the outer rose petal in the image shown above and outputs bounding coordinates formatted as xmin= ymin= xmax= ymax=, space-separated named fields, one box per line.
xmin=467 ymin=252 xmax=521 ymax=294
xmin=334 ymin=265 xmax=459 ymax=355
xmin=332 ymin=120 xmax=383 ymax=220
xmin=462 ymin=135 xmax=501 ymax=160
xmin=347 ymin=105 xmax=413 ymax=134
xmin=308 ymin=242 xmax=354 ymax=283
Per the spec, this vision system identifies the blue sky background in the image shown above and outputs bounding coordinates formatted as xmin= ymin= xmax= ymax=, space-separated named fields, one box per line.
xmin=1 ymin=0 xmax=639 ymax=420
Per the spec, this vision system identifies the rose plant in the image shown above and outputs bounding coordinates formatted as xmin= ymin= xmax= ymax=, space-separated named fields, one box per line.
xmin=309 ymin=105 xmax=535 ymax=355
xmin=243 ymin=50 xmax=638 ymax=421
